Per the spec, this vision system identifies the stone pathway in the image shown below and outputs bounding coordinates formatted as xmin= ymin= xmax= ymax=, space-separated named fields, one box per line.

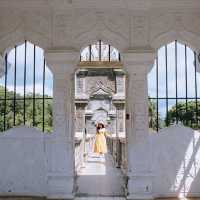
xmin=76 ymin=153 xmax=126 ymax=197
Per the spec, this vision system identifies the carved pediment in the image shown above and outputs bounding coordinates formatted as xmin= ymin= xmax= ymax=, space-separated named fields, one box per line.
xmin=90 ymin=81 xmax=113 ymax=98
xmin=90 ymin=88 xmax=111 ymax=98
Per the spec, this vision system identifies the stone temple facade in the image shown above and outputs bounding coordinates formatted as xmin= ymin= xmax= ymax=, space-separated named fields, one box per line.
xmin=1 ymin=0 xmax=200 ymax=199
xmin=75 ymin=68 xmax=126 ymax=137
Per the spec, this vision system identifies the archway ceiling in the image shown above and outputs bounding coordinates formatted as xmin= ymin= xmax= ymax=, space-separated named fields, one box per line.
xmin=0 ymin=0 xmax=200 ymax=53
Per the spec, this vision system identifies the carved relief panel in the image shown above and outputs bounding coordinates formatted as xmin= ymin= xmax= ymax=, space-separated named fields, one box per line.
xmin=75 ymin=68 xmax=125 ymax=136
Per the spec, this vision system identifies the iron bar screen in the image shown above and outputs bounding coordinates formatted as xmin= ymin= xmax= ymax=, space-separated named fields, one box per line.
xmin=148 ymin=41 xmax=200 ymax=132
xmin=80 ymin=40 xmax=120 ymax=62
xmin=0 ymin=41 xmax=53 ymax=132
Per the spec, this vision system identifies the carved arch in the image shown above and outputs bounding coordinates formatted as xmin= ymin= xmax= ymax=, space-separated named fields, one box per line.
xmin=150 ymin=30 xmax=200 ymax=52
xmin=74 ymin=27 xmax=128 ymax=53
xmin=0 ymin=25 xmax=51 ymax=55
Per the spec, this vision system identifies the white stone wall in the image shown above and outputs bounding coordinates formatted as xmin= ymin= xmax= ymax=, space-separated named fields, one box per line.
xmin=0 ymin=125 xmax=93 ymax=198
xmin=151 ymin=125 xmax=200 ymax=198
xmin=0 ymin=126 xmax=47 ymax=196
xmin=0 ymin=1 xmax=199 ymax=53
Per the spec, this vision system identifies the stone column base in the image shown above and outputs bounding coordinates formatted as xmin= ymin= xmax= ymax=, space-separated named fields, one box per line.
xmin=47 ymin=173 xmax=74 ymax=199
xmin=127 ymin=174 xmax=154 ymax=200
xmin=127 ymin=194 xmax=154 ymax=200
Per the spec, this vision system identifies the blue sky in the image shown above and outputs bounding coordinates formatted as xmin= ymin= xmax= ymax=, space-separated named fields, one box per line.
xmin=148 ymin=41 xmax=200 ymax=118
xmin=0 ymin=42 xmax=53 ymax=97
xmin=0 ymin=41 xmax=199 ymax=119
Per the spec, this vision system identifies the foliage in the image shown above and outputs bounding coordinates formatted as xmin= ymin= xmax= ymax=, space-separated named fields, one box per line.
xmin=0 ymin=86 xmax=53 ymax=133
xmin=148 ymin=98 xmax=200 ymax=131
xmin=167 ymin=100 xmax=200 ymax=129
xmin=148 ymin=98 xmax=163 ymax=130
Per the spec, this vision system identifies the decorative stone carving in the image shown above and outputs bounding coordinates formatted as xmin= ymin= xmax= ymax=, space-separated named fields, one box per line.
xmin=104 ymin=12 xmax=129 ymax=42
xmin=131 ymin=15 xmax=149 ymax=47
xmin=114 ymin=69 xmax=126 ymax=96
xmin=22 ymin=10 xmax=51 ymax=40
xmin=73 ymin=11 xmax=128 ymax=50
xmin=76 ymin=76 xmax=84 ymax=93
xmin=0 ymin=2 xmax=200 ymax=53
xmin=118 ymin=107 xmax=125 ymax=133
xmin=53 ymin=12 xmax=73 ymax=48
xmin=75 ymin=104 xmax=86 ymax=133
xmin=0 ymin=10 xmax=21 ymax=39
xmin=86 ymin=76 xmax=115 ymax=95
xmin=75 ymin=68 xmax=125 ymax=136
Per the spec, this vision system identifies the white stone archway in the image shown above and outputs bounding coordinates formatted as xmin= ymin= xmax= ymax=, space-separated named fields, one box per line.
xmin=150 ymin=29 xmax=200 ymax=54
xmin=0 ymin=1 xmax=200 ymax=199
xmin=0 ymin=27 xmax=51 ymax=56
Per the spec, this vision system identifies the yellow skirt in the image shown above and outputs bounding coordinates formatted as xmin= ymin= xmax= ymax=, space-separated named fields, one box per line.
xmin=93 ymin=133 xmax=107 ymax=154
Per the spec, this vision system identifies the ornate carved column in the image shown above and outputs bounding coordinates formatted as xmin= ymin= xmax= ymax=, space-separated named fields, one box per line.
xmin=45 ymin=50 xmax=79 ymax=199
xmin=123 ymin=51 xmax=155 ymax=200
xmin=113 ymin=69 xmax=126 ymax=138
xmin=75 ymin=69 xmax=88 ymax=137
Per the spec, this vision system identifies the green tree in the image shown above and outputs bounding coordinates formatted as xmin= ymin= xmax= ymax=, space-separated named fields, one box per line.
xmin=148 ymin=98 xmax=163 ymax=130
xmin=167 ymin=101 xmax=200 ymax=129
xmin=0 ymin=86 xmax=53 ymax=133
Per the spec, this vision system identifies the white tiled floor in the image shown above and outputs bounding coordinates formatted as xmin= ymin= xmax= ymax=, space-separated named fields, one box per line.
xmin=76 ymin=153 xmax=125 ymax=197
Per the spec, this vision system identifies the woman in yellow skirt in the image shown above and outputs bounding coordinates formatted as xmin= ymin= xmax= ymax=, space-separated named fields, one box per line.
xmin=93 ymin=123 xmax=108 ymax=155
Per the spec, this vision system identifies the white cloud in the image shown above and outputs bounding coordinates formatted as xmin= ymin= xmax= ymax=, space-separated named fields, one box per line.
xmin=6 ymin=84 xmax=53 ymax=97
xmin=148 ymin=41 xmax=199 ymax=117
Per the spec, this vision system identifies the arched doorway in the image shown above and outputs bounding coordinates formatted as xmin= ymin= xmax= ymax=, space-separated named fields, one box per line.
xmin=74 ymin=41 xmax=127 ymax=197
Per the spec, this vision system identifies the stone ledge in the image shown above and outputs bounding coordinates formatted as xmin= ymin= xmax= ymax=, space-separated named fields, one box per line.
xmin=78 ymin=61 xmax=123 ymax=68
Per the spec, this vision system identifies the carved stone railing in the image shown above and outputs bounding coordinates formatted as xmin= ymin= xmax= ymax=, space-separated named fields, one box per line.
xmin=106 ymin=136 xmax=127 ymax=174
xmin=75 ymin=133 xmax=95 ymax=172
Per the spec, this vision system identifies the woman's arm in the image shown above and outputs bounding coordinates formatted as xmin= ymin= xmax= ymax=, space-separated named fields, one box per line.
xmin=104 ymin=130 xmax=111 ymax=137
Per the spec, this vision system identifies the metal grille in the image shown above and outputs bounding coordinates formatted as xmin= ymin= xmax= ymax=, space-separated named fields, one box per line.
xmin=0 ymin=41 xmax=53 ymax=132
xmin=148 ymin=40 xmax=199 ymax=131
xmin=80 ymin=40 xmax=120 ymax=62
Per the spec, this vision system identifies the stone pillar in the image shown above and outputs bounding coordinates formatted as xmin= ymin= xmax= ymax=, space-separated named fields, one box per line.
xmin=45 ymin=50 xmax=79 ymax=199
xmin=75 ymin=69 xmax=88 ymax=137
xmin=123 ymin=51 xmax=155 ymax=200
xmin=116 ymin=104 xmax=125 ymax=137
xmin=75 ymin=103 xmax=87 ymax=136
xmin=75 ymin=69 xmax=88 ymax=96
xmin=113 ymin=69 xmax=126 ymax=138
